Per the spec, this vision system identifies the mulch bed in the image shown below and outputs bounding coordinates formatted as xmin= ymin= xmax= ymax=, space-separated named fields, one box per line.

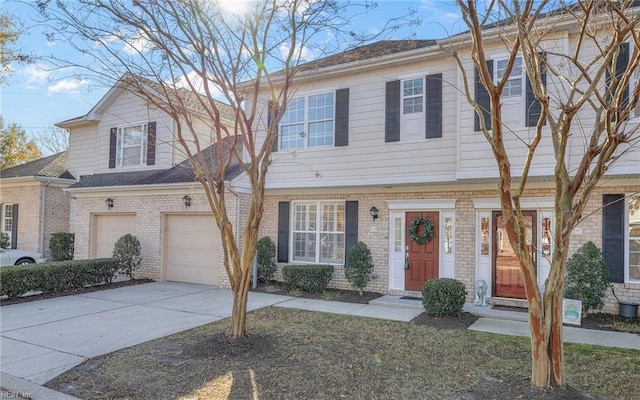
xmin=251 ymin=281 xmax=383 ymax=304
xmin=0 ymin=278 xmax=154 ymax=306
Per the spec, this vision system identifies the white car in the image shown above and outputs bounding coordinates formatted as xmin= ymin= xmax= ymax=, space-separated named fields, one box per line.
xmin=0 ymin=248 xmax=47 ymax=267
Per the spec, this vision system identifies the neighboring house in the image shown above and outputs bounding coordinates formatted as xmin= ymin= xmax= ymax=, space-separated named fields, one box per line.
xmin=0 ymin=152 xmax=75 ymax=257
xmin=250 ymin=28 xmax=640 ymax=311
xmin=58 ymin=77 xmax=246 ymax=287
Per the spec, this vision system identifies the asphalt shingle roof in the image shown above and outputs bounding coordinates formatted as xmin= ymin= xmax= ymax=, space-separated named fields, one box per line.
xmin=0 ymin=152 xmax=74 ymax=180
xmin=302 ymin=40 xmax=437 ymax=70
xmin=69 ymin=137 xmax=244 ymax=189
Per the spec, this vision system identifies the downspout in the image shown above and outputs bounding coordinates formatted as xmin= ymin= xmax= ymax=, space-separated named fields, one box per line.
xmin=40 ymin=181 xmax=50 ymax=256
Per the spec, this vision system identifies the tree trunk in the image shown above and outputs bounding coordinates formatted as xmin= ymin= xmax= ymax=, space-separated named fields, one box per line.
xmin=528 ymin=286 xmax=565 ymax=388
xmin=228 ymin=274 xmax=250 ymax=338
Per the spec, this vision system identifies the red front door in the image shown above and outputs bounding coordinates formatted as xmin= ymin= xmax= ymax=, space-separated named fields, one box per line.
xmin=492 ymin=211 xmax=537 ymax=299
xmin=405 ymin=212 xmax=439 ymax=291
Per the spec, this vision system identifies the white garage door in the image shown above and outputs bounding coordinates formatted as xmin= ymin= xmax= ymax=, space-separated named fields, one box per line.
xmin=164 ymin=214 xmax=221 ymax=286
xmin=92 ymin=214 xmax=136 ymax=258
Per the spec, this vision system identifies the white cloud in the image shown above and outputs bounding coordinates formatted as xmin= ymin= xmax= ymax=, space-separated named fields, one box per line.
xmin=21 ymin=63 xmax=50 ymax=86
xmin=47 ymin=79 xmax=89 ymax=95
xmin=279 ymin=44 xmax=317 ymax=62
xmin=123 ymin=30 xmax=155 ymax=55
xmin=213 ymin=0 xmax=250 ymax=15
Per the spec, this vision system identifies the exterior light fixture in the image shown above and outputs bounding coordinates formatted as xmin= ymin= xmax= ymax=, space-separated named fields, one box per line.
xmin=183 ymin=195 xmax=192 ymax=207
xmin=105 ymin=198 xmax=114 ymax=209
xmin=369 ymin=206 xmax=379 ymax=222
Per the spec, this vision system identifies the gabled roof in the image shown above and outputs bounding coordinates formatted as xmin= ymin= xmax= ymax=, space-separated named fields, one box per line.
xmin=68 ymin=137 xmax=244 ymax=190
xmin=57 ymin=74 xmax=236 ymax=129
xmin=0 ymin=152 xmax=74 ymax=180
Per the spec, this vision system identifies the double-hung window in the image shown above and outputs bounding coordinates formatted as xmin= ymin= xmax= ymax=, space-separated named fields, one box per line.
xmin=280 ymin=93 xmax=334 ymax=150
xmin=496 ymin=56 xmax=523 ymax=98
xmin=117 ymin=124 xmax=148 ymax=167
xmin=403 ymin=78 xmax=424 ymax=114
xmin=292 ymin=201 xmax=345 ymax=264
xmin=2 ymin=204 xmax=13 ymax=242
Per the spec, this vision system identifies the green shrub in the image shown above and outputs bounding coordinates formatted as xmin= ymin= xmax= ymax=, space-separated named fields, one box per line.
xmin=257 ymin=237 xmax=277 ymax=282
xmin=564 ymin=241 xmax=610 ymax=314
xmin=282 ymin=264 xmax=334 ymax=293
xmin=345 ymin=241 xmax=374 ymax=296
xmin=422 ymin=278 xmax=467 ymax=316
xmin=112 ymin=234 xmax=142 ymax=278
xmin=50 ymin=232 xmax=75 ymax=261
xmin=0 ymin=258 xmax=119 ymax=299
xmin=0 ymin=232 xmax=9 ymax=249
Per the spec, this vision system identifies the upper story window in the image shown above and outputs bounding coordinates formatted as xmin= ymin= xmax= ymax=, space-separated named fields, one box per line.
xmin=117 ymin=124 xmax=148 ymax=167
xmin=403 ymin=78 xmax=424 ymax=114
xmin=496 ymin=56 xmax=523 ymax=98
xmin=292 ymin=201 xmax=345 ymax=264
xmin=280 ymin=92 xmax=334 ymax=150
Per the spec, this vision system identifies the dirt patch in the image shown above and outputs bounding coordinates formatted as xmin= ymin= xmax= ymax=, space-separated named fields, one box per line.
xmin=252 ymin=281 xmax=383 ymax=304
xmin=577 ymin=313 xmax=640 ymax=334
xmin=0 ymin=278 xmax=154 ymax=306
xmin=411 ymin=311 xmax=479 ymax=330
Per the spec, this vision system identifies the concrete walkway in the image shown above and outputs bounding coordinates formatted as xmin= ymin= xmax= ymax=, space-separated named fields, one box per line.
xmin=1 ymin=282 xmax=638 ymax=399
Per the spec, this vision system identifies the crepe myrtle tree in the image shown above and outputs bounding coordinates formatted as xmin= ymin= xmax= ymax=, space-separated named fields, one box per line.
xmin=35 ymin=0 xmax=416 ymax=338
xmin=450 ymin=0 xmax=640 ymax=388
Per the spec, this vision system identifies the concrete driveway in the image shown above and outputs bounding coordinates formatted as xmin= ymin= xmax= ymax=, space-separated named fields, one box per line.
xmin=0 ymin=282 xmax=293 ymax=385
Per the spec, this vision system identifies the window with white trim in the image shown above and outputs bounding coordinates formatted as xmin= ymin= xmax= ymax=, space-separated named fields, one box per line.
xmin=403 ymin=78 xmax=424 ymax=114
xmin=2 ymin=204 xmax=12 ymax=242
xmin=496 ymin=56 xmax=523 ymax=98
xmin=280 ymin=93 xmax=334 ymax=150
xmin=292 ymin=201 xmax=345 ymax=264
xmin=117 ymin=124 xmax=148 ymax=167
xmin=628 ymin=195 xmax=640 ymax=281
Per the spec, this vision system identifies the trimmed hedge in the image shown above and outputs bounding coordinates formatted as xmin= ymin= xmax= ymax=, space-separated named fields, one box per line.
xmin=282 ymin=264 xmax=334 ymax=293
xmin=422 ymin=278 xmax=467 ymax=316
xmin=0 ymin=258 xmax=119 ymax=299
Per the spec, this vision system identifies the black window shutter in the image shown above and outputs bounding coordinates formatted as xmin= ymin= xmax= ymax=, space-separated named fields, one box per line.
xmin=385 ymin=80 xmax=400 ymax=142
xmin=109 ymin=128 xmax=117 ymax=168
xmin=335 ymin=88 xmax=349 ymax=146
xmin=268 ymin=101 xmax=279 ymax=153
xmin=11 ymin=204 xmax=18 ymax=249
xmin=277 ymin=201 xmax=290 ymax=263
xmin=606 ymin=43 xmax=630 ymax=106
xmin=474 ymin=60 xmax=493 ymax=131
xmin=146 ymin=122 xmax=156 ymax=166
xmin=425 ymin=73 xmax=442 ymax=139
xmin=526 ymin=52 xmax=547 ymax=127
xmin=344 ymin=201 xmax=358 ymax=262
xmin=602 ymin=194 xmax=625 ymax=282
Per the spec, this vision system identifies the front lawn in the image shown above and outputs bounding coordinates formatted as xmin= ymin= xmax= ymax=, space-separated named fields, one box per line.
xmin=46 ymin=308 xmax=639 ymax=400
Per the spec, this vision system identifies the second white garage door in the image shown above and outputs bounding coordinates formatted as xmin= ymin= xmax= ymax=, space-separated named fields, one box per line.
xmin=164 ymin=214 xmax=222 ymax=286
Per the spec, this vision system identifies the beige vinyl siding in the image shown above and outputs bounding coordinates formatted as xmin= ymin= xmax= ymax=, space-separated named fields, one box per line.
xmin=68 ymin=123 xmax=99 ymax=178
xmin=96 ymin=92 xmax=174 ymax=174
xmin=257 ymin=60 xmax=459 ymax=188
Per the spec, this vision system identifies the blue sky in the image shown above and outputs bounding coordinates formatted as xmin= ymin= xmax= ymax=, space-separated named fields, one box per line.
xmin=1 ymin=1 xmax=463 ymax=144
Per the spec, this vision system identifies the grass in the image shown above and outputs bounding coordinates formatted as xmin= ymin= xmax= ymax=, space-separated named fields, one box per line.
xmin=46 ymin=308 xmax=639 ymax=400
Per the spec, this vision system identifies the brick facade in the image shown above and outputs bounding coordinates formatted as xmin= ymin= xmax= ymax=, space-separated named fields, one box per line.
xmin=73 ymin=188 xmax=246 ymax=287
xmin=258 ymin=181 xmax=640 ymax=315
xmin=0 ymin=182 xmax=71 ymax=257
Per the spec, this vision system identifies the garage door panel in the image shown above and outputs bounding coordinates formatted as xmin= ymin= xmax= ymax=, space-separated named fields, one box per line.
xmin=164 ymin=214 xmax=221 ymax=286
xmin=93 ymin=214 xmax=136 ymax=259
